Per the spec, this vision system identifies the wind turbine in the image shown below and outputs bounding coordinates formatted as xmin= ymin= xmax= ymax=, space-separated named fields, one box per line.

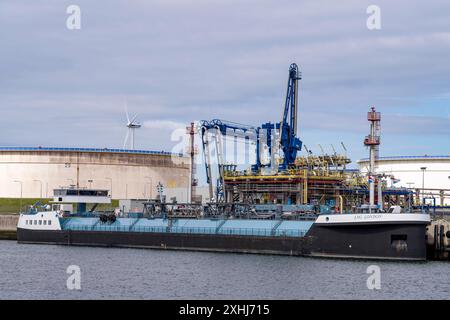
xmin=123 ymin=101 xmax=141 ymax=150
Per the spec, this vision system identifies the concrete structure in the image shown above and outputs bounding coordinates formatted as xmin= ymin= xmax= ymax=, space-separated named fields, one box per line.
xmin=0 ymin=147 xmax=191 ymax=202
xmin=0 ymin=215 xmax=19 ymax=231
xmin=0 ymin=215 xmax=18 ymax=240
xmin=358 ymin=155 xmax=450 ymax=206
xmin=119 ymin=199 xmax=149 ymax=214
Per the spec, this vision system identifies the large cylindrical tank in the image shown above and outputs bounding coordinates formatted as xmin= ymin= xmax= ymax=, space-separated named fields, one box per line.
xmin=358 ymin=155 xmax=450 ymax=206
xmin=0 ymin=147 xmax=191 ymax=201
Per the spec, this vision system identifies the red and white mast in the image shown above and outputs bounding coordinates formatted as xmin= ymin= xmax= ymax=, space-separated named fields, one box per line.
xmin=364 ymin=107 xmax=381 ymax=211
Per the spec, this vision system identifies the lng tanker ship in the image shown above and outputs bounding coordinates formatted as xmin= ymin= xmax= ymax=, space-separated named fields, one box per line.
xmin=14 ymin=65 xmax=432 ymax=261
xmin=17 ymin=187 xmax=430 ymax=261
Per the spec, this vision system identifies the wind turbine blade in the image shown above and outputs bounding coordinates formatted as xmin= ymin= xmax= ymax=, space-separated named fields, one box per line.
xmin=130 ymin=114 xmax=138 ymax=124
xmin=123 ymin=130 xmax=130 ymax=149
xmin=124 ymin=98 xmax=130 ymax=123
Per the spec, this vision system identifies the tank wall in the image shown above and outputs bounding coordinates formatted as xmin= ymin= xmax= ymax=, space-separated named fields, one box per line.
xmin=0 ymin=151 xmax=190 ymax=201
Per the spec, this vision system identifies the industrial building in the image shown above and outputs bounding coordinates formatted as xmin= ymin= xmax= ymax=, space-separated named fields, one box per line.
xmin=199 ymin=72 xmax=426 ymax=214
xmin=198 ymin=65 xmax=412 ymax=213
xmin=358 ymin=155 xmax=450 ymax=206
xmin=0 ymin=147 xmax=191 ymax=201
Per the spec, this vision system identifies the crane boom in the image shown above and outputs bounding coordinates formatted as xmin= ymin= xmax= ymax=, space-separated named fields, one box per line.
xmin=278 ymin=63 xmax=302 ymax=170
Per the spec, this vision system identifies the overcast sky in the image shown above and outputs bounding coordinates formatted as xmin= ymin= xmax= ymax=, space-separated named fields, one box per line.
xmin=0 ymin=0 xmax=449 ymax=165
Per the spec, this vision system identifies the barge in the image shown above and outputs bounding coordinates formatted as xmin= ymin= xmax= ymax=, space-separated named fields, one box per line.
xmin=17 ymin=188 xmax=430 ymax=261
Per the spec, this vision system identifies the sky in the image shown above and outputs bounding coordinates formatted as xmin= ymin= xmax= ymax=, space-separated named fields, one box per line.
xmin=0 ymin=0 xmax=449 ymax=169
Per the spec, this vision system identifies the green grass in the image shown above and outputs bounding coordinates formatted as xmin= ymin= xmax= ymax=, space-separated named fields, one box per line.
xmin=0 ymin=198 xmax=120 ymax=214
xmin=0 ymin=198 xmax=51 ymax=214
xmin=0 ymin=230 xmax=16 ymax=240
xmin=95 ymin=200 xmax=119 ymax=212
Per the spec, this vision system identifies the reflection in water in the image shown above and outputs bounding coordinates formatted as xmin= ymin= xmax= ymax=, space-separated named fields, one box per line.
xmin=0 ymin=241 xmax=448 ymax=299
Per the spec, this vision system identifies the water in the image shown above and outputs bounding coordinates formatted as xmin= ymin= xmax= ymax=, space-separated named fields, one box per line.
xmin=0 ymin=240 xmax=448 ymax=299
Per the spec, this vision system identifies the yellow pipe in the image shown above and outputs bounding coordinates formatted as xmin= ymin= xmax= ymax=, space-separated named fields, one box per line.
xmin=224 ymin=174 xmax=343 ymax=181
xmin=303 ymin=169 xmax=308 ymax=204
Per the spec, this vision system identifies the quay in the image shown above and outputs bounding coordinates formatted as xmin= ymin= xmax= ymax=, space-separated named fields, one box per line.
xmin=0 ymin=215 xmax=18 ymax=240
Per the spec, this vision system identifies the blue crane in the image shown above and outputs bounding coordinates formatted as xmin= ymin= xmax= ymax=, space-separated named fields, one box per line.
xmin=278 ymin=62 xmax=303 ymax=170
xmin=200 ymin=119 xmax=258 ymax=202
xmin=200 ymin=63 xmax=303 ymax=202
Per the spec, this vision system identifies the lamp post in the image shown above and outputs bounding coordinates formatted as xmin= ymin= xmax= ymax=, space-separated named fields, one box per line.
xmin=33 ymin=179 xmax=43 ymax=199
xmin=144 ymin=182 xmax=153 ymax=199
xmin=145 ymin=176 xmax=153 ymax=199
xmin=420 ymin=167 xmax=427 ymax=205
xmin=14 ymin=180 xmax=23 ymax=213
xmin=105 ymin=177 xmax=113 ymax=199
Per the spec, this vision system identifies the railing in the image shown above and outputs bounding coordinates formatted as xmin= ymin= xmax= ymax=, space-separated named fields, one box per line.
xmin=0 ymin=146 xmax=183 ymax=157
xmin=367 ymin=111 xmax=381 ymax=121
xmin=364 ymin=135 xmax=380 ymax=145
xmin=64 ymin=224 xmax=307 ymax=237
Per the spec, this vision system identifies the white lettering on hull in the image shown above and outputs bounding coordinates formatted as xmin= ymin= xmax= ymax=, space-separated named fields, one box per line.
xmin=316 ymin=213 xmax=430 ymax=225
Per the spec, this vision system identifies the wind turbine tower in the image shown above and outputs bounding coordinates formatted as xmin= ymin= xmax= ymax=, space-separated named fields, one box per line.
xmin=123 ymin=102 xmax=141 ymax=150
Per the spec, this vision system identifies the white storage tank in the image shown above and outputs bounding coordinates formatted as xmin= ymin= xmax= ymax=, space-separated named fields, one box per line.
xmin=358 ymin=155 xmax=450 ymax=206
xmin=0 ymin=147 xmax=191 ymax=202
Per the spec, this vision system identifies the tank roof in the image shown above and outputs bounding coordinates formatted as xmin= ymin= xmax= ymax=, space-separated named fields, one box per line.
xmin=358 ymin=155 xmax=450 ymax=162
xmin=0 ymin=146 xmax=184 ymax=157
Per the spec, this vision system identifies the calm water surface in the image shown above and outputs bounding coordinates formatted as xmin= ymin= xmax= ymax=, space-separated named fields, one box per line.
xmin=0 ymin=240 xmax=448 ymax=299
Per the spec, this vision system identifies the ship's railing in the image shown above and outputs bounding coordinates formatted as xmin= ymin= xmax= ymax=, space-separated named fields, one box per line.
xmin=64 ymin=224 xmax=306 ymax=237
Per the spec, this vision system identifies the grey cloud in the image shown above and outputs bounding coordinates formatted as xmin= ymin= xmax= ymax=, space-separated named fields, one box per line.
xmin=0 ymin=0 xmax=449 ymax=160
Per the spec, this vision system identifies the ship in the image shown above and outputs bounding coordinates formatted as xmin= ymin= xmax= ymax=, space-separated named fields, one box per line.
xmin=15 ymin=64 xmax=432 ymax=261
xmin=17 ymin=187 xmax=430 ymax=261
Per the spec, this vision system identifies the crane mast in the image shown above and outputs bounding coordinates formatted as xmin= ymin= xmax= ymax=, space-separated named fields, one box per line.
xmin=278 ymin=63 xmax=302 ymax=170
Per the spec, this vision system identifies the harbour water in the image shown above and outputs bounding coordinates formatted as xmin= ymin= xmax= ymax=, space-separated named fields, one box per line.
xmin=0 ymin=240 xmax=448 ymax=300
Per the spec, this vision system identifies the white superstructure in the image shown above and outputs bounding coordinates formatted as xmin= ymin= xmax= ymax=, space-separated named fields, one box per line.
xmin=17 ymin=211 xmax=62 ymax=231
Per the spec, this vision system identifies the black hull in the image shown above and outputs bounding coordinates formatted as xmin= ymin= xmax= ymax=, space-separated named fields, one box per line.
xmin=307 ymin=223 xmax=427 ymax=261
xmin=17 ymin=222 xmax=428 ymax=261
xmin=17 ymin=228 xmax=307 ymax=256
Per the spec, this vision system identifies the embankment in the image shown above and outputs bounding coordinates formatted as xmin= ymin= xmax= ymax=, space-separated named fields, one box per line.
xmin=0 ymin=215 xmax=18 ymax=240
